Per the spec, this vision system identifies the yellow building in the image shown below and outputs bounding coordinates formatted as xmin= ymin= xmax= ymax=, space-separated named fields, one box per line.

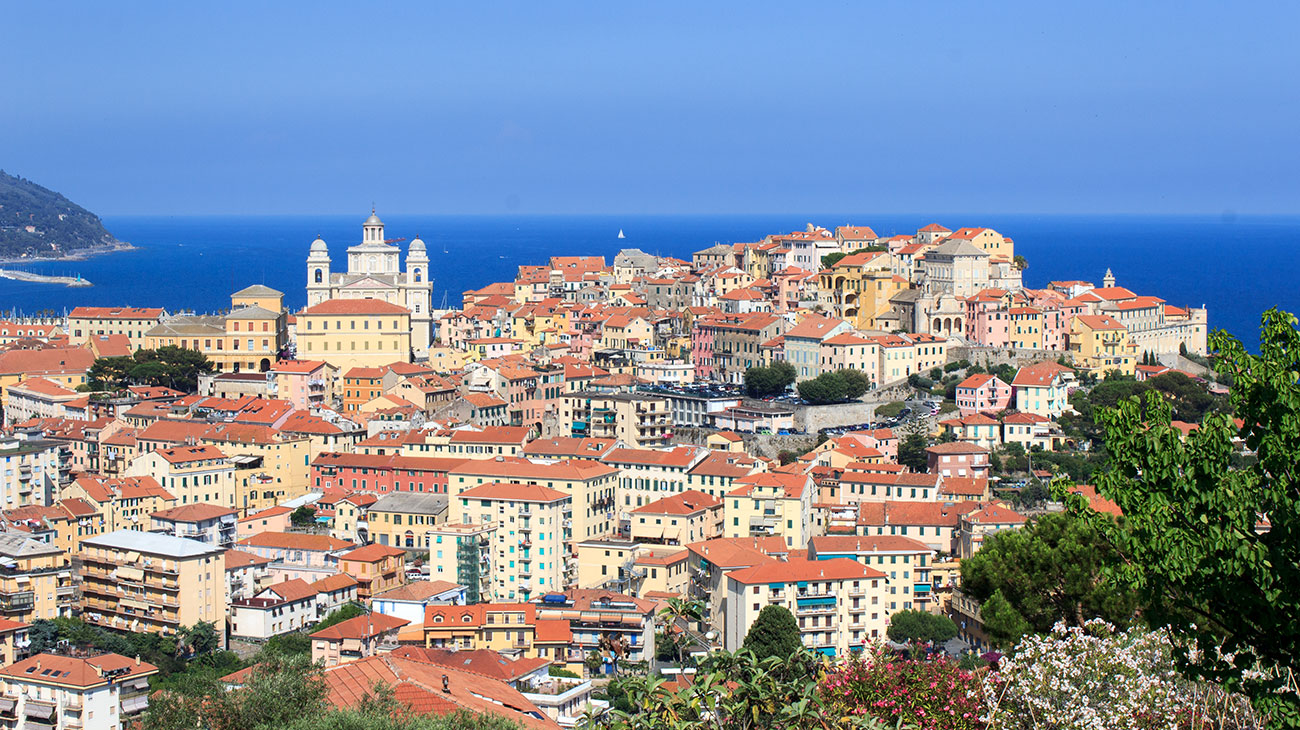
xmin=423 ymin=603 xmax=539 ymax=656
xmin=629 ymin=490 xmax=723 ymax=546
xmin=62 ymin=475 xmax=178 ymax=533
xmin=143 ymin=286 xmax=288 ymax=373
xmin=79 ymin=529 xmax=226 ymax=638
xmin=338 ymin=543 xmax=407 ymax=601
xmin=818 ymin=254 xmax=907 ymax=330
xmin=296 ymin=298 xmax=412 ymax=373
xmin=1008 ymin=307 xmax=1044 ymax=350
xmin=125 ymin=445 xmax=239 ymax=510
xmin=723 ymin=472 xmax=815 ymax=549
xmin=0 ymin=532 xmax=74 ymax=622
xmin=364 ymin=492 xmax=448 ymax=549
xmin=1069 ymin=314 xmax=1136 ymax=376
xmin=200 ymin=425 xmax=313 ymax=513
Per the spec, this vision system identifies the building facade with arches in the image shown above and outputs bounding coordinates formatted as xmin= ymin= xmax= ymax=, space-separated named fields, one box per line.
xmin=306 ymin=210 xmax=433 ymax=357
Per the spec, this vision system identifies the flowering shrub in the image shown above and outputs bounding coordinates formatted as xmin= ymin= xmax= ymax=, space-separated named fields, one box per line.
xmin=819 ymin=649 xmax=985 ymax=730
xmin=985 ymin=620 xmax=1261 ymax=730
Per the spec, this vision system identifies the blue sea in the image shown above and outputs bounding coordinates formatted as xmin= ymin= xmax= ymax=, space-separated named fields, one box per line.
xmin=0 ymin=214 xmax=1296 ymax=351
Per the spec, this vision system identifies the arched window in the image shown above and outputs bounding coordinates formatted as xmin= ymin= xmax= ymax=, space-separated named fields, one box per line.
xmin=314 ymin=268 xmax=323 ymax=283
xmin=414 ymin=269 xmax=422 ymax=282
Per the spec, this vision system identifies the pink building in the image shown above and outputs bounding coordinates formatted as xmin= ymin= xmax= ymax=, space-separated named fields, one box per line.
xmin=955 ymin=374 xmax=1013 ymax=416
xmin=925 ymin=442 xmax=990 ymax=479
xmin=965 ymin=291 xmax=1012 ymax=347
xmin=270 ymin=359 xmax=332 ymax=410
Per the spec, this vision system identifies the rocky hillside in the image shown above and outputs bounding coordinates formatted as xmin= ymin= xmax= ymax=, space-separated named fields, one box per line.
xmin=0 ymin=170 xmax=122 ymax=258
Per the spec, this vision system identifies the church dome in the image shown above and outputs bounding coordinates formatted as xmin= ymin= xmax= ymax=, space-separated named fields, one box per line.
xmin=364 ymin=211 xmax=383 ymax=227
xmin=310 ymin=236 xmax=328 ymax=253
xmin=408 ymin=236 xmax=427 ymax=252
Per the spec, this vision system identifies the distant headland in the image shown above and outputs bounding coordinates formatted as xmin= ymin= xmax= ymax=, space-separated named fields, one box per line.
xmin=0 ymin=169 xmax=135 ymax=264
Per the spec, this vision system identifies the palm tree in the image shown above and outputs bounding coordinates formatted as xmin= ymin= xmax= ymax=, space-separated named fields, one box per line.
xmin=658 ymin=597 xmax=706 ymax=666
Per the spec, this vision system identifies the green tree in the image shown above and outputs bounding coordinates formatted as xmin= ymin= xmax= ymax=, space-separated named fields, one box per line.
xmin=141 ymin=652 xmax=328 ymax=730
xmin=960 ymin=511 xmax=1137 ymax=648
xmin=290 ymin=505 xmax=318 ymax=528
xmin=744 ymin=361 xmax=795 ymax=398
xmin=86 ymin=355 xmax=136 ymax=390
xmin=897 ymin=433 xmax=929 ymax=472
xmin=179 ymin=621 xmax=220 ymax=657
xmin=886 ymin=609 xmax=958 ymax=644
xmin=314 ymin=603 xmax=365 ymax=631
xmin=821 ymin=251 xmax=848 ymax=269
xmin=742 ymin=605 xmax=801 ymax=661
xmin=835 ymin=368 xmax=870 ymax=399
xmin=796 ymin=371 xmax=850 ymax=405
xmin=1067 ymin=309 xmax=1300 ymax=722
xmin=657 ymin=597 xmax=705 ymax=666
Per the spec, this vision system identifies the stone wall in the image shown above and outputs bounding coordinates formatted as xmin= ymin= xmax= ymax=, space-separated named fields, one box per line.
xmin=945 ymin=345 xmax=1069 ymax=371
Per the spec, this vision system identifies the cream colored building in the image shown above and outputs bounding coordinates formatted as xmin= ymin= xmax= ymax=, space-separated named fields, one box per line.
xmin=723 ymin=557 xmax=890 ymax=656
xmin=629 ymin=489 xmax=723 ymax=546
xmin=560 ymin=391 xmax=672 ymax=447
xmin=144 ymin=286 xmax=288 ymax=373
xmin=79 ymin=530 xmax=226 ymax=640
xmin=67 ymin=306 xmax=164 ymax=351
xmin=452 ymin=482 xmax=569 ymax=602
xmin=0 ymin=532 xmax=74 ymax=622
xmin=423 ymin=522 xmax=496 ymax=605
xmin=0 ymin=652 xmax=158 ymax=730
xmin=296 ymin=298 xmax=413 ymax=373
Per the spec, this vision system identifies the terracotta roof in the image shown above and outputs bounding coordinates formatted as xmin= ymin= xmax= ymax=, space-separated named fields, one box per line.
xmin=156 ymin=444 xmax=227 ymax=465
xmin=262 ymin=578 xmax=317 ymax=603
xmin=374 ymin=580 xmax=462 ymax=602
xmin=940 ymin=477 xmax=989 ymax=496
xmin=451 ymin=457 xmax=617 ymax=482
xmin=151 ymin=503 xmax=236 ymax=522
xmin=1012 ymin=361 xmax=1074 ymax=387
xmin=311 ymin=573 xmax=360 ymax=593
xmin=311 ymin=612 xmax=409 ymax=640
xmin=69 ymin=306 xmax=163 ymax=319
xmin=302 ymin=299 xmax=411 ymax=315
xmin=238 ymin=505 xmax=293 ymax=523
xmin=389 ymin=647 xmax=549 ymax=683
xmin=857 ymin=500 xmax=983 ymax=527
xmin=0 ymin=652 xmax=157 ymax=688
xmin=224 ymin=548 xmax=273 ymax=570
xmin=533 ymin=618 xmax=572 ymax=643
xmin=340 ymin=543 xmax=406 ymax=562
xmin=810 ymin=535 xmax=932 ymax=554
xmin=728 ymin=557 xmax=883 ymax=585
xmin=966 ymin=505 xmax=1026 ymax=525
xmin=236 ymin=532 xmax=354 ymax=552
xmin=925 ymin=442 xmax=989 ymax=455
xmin=686 ymin=536 xmax=786 ymax=568
xmin=458 ymin=482 xmax=569 ymax=503
xmin=631 ymin=490 xmax=722 ymax=515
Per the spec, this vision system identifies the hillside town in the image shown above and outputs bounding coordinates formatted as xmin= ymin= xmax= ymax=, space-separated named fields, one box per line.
xmin=0 ymin=212 xmax=1226 ymax=728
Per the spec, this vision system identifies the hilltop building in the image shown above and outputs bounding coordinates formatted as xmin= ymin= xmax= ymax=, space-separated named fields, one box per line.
xmin=306 ymin=209 xmax=433 ymax=357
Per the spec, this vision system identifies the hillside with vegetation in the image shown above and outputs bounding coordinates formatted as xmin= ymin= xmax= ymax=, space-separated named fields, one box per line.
xmin=0 ymin=169 xmax=125 ymax=259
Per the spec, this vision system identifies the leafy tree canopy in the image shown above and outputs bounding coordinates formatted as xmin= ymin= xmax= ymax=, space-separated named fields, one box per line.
xmin=744 ymin=361 xmax=795 ymax=398
xmin=960 ymin=511 xmax=1138 ymax=648
xmin=87 ymin=346 xmax=214 ymax=392
xmin=742 ymin=605 xmax=801 ymax=661
xmin=886 ymin=609 xmax=958 ymax=645
xmin=1067 ymin=308 xmax=1300 ymax=722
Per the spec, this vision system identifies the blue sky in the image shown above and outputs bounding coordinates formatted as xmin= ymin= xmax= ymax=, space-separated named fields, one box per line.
xmin=3 ymin=2 xmax=1297 ymax=215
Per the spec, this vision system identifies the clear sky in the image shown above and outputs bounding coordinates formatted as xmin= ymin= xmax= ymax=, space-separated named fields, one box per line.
xmin=3 ymin=2 xmax=1297 ymax=216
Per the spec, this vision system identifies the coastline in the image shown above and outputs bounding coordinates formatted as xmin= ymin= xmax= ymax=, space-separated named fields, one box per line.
xmin=0 ymin=239 xmax=137 ymax=266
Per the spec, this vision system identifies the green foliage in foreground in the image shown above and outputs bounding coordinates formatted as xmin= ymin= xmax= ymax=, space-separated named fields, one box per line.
xmin=1068 ymin=308 xmax=1300 ymax=725
xmin=960 ymin=511 xmax=1138 ymax=648
xmin=886 ymin=609 xmax=958 ymax=645
xmin=742 ymin=604 xmax=800 ymax=661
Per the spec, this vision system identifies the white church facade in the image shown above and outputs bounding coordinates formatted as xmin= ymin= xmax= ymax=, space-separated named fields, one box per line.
xmin=306 ymin=210 xmax=433 ymax=356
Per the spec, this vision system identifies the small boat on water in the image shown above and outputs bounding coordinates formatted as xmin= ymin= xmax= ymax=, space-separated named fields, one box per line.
xmin=617 ymin=229 xmax=625 ymax=239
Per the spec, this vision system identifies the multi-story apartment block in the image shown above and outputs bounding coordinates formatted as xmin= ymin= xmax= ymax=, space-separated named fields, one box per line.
xmin=722 ymin=557 xmax=890 ymax=656
xmin=0 ymin=437 xmax=61 ymax=508
xmin=531 ymin=590 xmax=657 ymax=670
xmin=0 ymin=533 xmax=74 ymax=622
xmin=447 ymin=458 xmax=617 ymax=550
xmin=685 ymin=536 xmax=790 ymax=629
xmin=1069 ymin=314 xmax=1136 ymax=376
xmin=149 ymin=504 xmax=238 ymax=548
xmin=560 ymin=391 xmax=671 ymax=447
xmin=453 ymin=482 xmax=569 ymax=602
xmin=723 ymin=472 xmax=815 ymax=548
xmin=1010 ymin=361 xmax=1076 ymax=419
xmin=79 ymin=530 xmax=226 ymax=638
xmin=422 ymin=522 xmax=495 ymax=604
xmin=296 ymin=298 xmax=413 ymax=374
xmin=0 ymin=652 xmax=158 ymax=730
xmin=268 ymin=359 xmax=335 ymax=410
xmin=954 ymin=374 xmax=1013 ymax=417
xmin=809 ymin=535 xmax=936 ymax=612
xmin=224 ymin=548 xmax=273 ymax=602
xmin=958 ymin=504 xmax=1026 ymax=559
xmin=233 ymin=532 xmax=354 ymax=583
xmin=363 ymin=492 xmax=449 ymax=549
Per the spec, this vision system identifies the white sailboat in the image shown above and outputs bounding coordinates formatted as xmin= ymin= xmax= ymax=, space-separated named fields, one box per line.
xmin=617 ymin=229 xmax=625 ymax=239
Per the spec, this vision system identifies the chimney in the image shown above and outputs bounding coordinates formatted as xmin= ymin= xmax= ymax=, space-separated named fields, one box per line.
xmin=442 ymin=674 xmax=451 ymax=693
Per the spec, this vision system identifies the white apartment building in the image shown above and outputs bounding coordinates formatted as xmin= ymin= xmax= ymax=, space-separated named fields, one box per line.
xmin=453 ymin=482 xmax=570 ymax=602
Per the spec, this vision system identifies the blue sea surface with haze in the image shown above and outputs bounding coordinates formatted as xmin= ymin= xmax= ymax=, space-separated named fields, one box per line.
xmin=0 ymin=214 xmax=1295 ymax=351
